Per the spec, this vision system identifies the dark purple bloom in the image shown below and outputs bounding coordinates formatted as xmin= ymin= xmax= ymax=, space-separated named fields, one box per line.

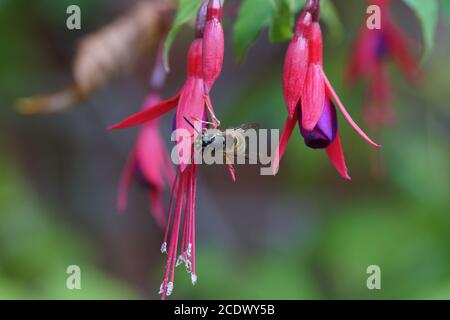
xmin=375 ymin=31 xmax=388 ymax=60
xmin=299 ymin=98 xmax=337 ymax=149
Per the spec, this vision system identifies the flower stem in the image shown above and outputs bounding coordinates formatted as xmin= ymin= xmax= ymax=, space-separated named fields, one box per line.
xmin=305 ymin=0 xmax=320 ymax=22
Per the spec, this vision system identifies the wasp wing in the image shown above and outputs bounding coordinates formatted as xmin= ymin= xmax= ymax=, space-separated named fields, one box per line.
xmin=231 ymin=123 xmax=260 ymax=131
xmin=222 ymin=124 xmax=260 ymax=164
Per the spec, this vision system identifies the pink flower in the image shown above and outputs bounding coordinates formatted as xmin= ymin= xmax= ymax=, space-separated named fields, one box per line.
xmin=110 ymin=1 xmax=232 ymax=298
xmin=110 ymin=35 xmax=208 ymax=300
xmin=347 ymin=0 xmax=420 ymax=128
xmin=362 ymin=63 xmax=396 ymax=128
xmin=117 ymin=94 xmax=175 ymax=228
xmin=273 ymin=0 xmax=380 ymax=179
xmin=109 ymin=37 xmax=209 ymax=168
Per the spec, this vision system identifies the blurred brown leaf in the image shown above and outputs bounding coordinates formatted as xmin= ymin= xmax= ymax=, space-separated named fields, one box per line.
xmin=16 ymin=0 xmax=174 ymax=115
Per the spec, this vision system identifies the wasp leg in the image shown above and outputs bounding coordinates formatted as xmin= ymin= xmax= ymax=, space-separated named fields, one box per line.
xmin=191 ymin=116 xmax=216 ymax=128
xmin=204 ymin=95 xmax=221 ymax=128
xmin=224 ymin=153 xmax=237 ymax=182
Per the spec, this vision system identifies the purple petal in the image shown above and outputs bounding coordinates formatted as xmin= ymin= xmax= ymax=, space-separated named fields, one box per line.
xmin=299 ymin=97 xmax=338 ymax=149
xmin=134 ymin=161 xmax=154 ymax=189
xmin=375 ymin=31 xmax=388 ymax=60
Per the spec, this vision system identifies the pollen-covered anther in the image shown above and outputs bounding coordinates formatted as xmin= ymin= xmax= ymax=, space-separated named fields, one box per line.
xmin=185 ymin=260 xmax=192 ymax=273
xmin=181 ymin=256 xmax=192 ymax=273
xmin=176 ymin=251 xmax=193 ymax=273
xmin=160 ymin=242 xmax=167 ymax=254
xmin=166 ymin=282 xmax=174 ymax=296
xmin=187 ymin=243 xmax=192 ymax=257
xmin=191 ymin=274 xmax=198 ymax=286
xmin=176 ymin=253 xmax=187 ymax=267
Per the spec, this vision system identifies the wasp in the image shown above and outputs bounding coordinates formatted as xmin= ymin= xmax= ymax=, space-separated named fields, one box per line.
xmin=184 ymin=117 xmax=259 ymax=164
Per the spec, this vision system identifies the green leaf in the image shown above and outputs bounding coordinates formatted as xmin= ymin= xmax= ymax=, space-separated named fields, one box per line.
xmin=270 ymin=0 xmax=294 ymax=43
xmin=163 ymin=0 xmax=202 ymax=71
xmin=403 ymin=0 xmax=439 ymax=59
xmin=292 ymin=0 xmax=305 ymax=12
xmin=320 ymin=0 xmax=342 ymax=40
xmin=442 ymin=0 xmax=450 ymax=17
xmin=233 ymin=0 xmax=275 ymax=62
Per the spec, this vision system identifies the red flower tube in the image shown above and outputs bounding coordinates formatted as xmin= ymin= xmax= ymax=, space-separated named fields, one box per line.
xmin=283 ymin=10 xmax=311 ymax=118
xmin=203 ymin=0 xmax=224 ymax=95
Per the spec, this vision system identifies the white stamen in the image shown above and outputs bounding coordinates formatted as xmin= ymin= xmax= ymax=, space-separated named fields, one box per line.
xmin=160 ymin=242 xmax=167 ymax=254
xmin=176 ymin=254 xmax=186 ymax=267
xmin=158 ymin=283 xmax=164 ymax=295
xmin=166 ymin=282 xmax=174 ymax=296
xmin=185 ymin=259 xmax=192 ymax=273
xmin=187 ymin=243 xmax=192 ymax=257
xmin=191 ymin=274 xmax=197 ymax=286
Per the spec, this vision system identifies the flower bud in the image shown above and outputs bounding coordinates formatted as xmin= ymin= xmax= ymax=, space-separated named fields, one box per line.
xmin=195 ymin=1 xmax=208 ymax=38
xmin=282 ymin=11 xmax=312 ymax=118
xmin=203 ymin=0 xmax=224 ymax=94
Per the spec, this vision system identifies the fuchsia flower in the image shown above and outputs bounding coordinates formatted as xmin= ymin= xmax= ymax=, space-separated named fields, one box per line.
xmin=116 ymin=42 xmax=175 ymax=227
xmin=347 ymin=0 xmax=420 ymax=128
xmin=362 ymin=63 xmax=396 ymax=128
xmin=110 ymin=37 xmax=208 ymax=167
xmin=273 ymin=0 xmax=380 ymax=179
xmin=109 ymin=1 xmax=223 ymax=167
xmin=117 ymin=94 xmax=175 ymax=228
xmin=110 ymin=1 xmax=226 ymax=299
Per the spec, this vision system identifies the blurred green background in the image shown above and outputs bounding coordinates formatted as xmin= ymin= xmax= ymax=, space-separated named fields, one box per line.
xmin=0 ymin=0 xmax=449 ymax=299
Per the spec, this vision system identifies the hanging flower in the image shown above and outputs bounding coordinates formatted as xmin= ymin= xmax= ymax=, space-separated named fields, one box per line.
xmin=117 ymin=94 xmax=175 ymax=228
xmin=273 ymin=0 xmax=380 ymax=178
xmin=347 ymin=0 xmax=420 ymax=128
xmin=110 ymin=34 xmax=206 ymax=303
xmin=116 ymin=40 xmax=175 ymax=227
xmin=109 ymin=37 xmax=209 ymax=165
xmin=362 ymin=63 xmax=396 ymax=128
xmin=109 ymin=1 xmax=231 ymax=299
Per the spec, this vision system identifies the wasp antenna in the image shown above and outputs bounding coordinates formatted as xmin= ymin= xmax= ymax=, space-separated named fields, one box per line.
xmin=183 ymin=116 xmax=201 ymax=134
xmin=183 ymin=116 xmax=194 ymax=128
